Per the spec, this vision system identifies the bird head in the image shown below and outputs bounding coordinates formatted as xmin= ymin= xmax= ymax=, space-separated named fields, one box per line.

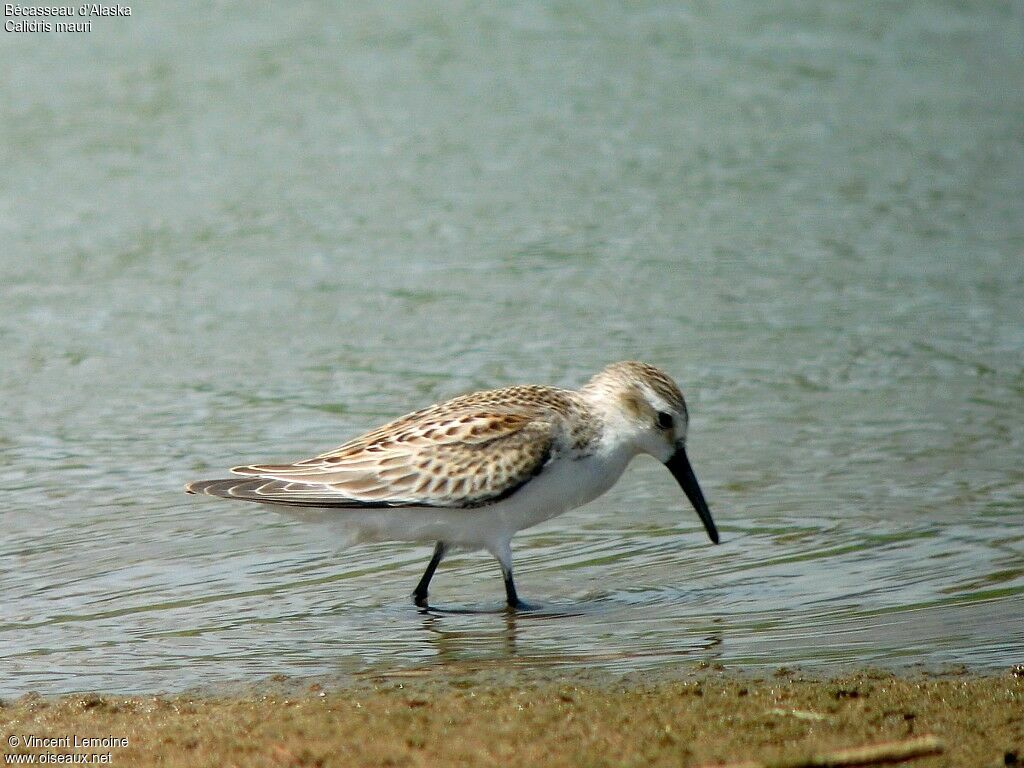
xmin=582 ymin=361 xmax=719 ymax=544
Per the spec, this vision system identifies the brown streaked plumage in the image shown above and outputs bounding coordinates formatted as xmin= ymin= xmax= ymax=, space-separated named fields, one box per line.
xmin=186 ymin=361 xmax=718 ymax=609
xmin=190 ymin=386 xmax=593 ymax=509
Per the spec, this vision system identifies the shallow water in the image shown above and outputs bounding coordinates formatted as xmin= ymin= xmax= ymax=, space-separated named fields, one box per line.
xmin=1 ymin=2 xmax=1022 ymax=695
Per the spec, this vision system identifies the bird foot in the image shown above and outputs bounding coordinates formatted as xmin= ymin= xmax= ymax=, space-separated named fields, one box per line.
xmin=506 ymin=598 xmax=540 ymax=612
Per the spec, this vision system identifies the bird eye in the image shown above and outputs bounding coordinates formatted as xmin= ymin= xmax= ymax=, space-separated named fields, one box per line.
xmin=656 ymin=411 xmax=674 ymax=430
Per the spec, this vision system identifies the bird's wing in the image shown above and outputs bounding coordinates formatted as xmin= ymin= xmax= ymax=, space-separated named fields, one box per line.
xmin=187 ymin=409 xmax=555 ymax=508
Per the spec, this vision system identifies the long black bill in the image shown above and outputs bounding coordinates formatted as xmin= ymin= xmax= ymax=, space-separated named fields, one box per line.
xmin=664 ymin=446 xmax=719 ymax=544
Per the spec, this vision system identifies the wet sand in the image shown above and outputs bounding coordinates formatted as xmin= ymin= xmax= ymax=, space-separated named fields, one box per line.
xmin=3 ymin=667 xmax=1021 ymax=767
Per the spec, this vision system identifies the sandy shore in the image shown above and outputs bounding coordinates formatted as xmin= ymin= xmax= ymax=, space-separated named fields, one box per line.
xmin=2 ymin=667 xmax=1021 ymax=767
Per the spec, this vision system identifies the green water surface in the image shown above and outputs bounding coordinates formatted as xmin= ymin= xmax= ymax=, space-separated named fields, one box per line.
xmin=1 ymin=1 xmax=1022 ymax=694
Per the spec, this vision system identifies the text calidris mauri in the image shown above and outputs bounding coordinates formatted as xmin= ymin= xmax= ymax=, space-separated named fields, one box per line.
xmin=186 ymin=361 xmax=719 ymax=609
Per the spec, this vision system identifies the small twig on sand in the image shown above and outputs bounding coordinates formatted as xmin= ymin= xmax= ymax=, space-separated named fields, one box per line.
xmin=702 ymin=734 xmax=944 ymax=768
xmin=765 ymin=708 xmax=831 ymax=722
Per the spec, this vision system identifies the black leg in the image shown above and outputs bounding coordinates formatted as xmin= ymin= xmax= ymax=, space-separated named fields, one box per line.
xmin=501 ymin=561 xmax=533 ymax=610
xmin=413 ymin=541 xmax=446 ymax=608
xmin=490 ymin=541 xmax=535 ymax=611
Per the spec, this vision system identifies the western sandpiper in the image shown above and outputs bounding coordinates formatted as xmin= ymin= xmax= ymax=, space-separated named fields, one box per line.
xmin=186 ymin=361 xmax=719 ymax=609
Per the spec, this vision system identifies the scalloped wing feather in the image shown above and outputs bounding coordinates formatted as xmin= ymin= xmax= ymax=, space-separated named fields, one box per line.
xmin=223 ymin=410 xmax=556 ymax=508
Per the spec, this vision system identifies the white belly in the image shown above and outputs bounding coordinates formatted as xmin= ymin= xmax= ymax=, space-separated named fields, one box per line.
xmin=280 ymin=449 xmax=634 ymax=552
